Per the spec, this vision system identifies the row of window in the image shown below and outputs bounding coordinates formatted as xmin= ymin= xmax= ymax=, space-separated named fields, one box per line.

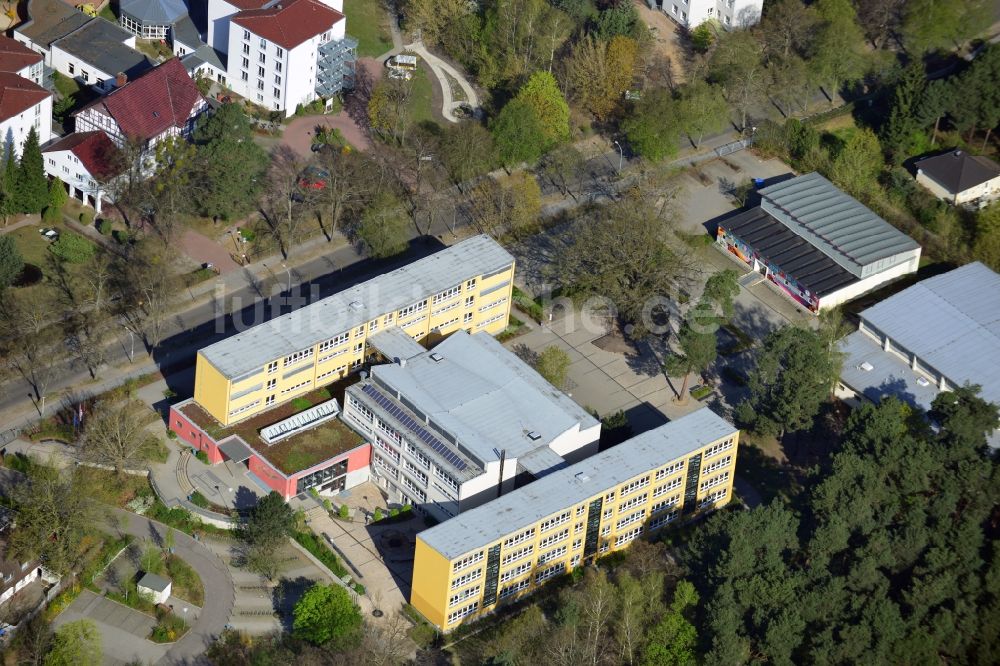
xmin=503 ymin=527 xmax=535 ymax=549
xmin=433 ymin=285 xmax=462 ymax=304
xmin=619 ymin=492 xmax=648 ymax=513
xmin=535 ymin=563 xmax=565 ymax=583
xmin=539 ymin=511 xmax=570 ymax=533
xmin=615 ymin=525 xmax=645 ymax=547
xmin=655 ymin=460 xmax=685 ymax=481
xmin=699 ymin=488 xmax=728 ymax=508
xmin=452 ymin=551 xmax=484 ymax=573
xmin=699 ymin=471 xmax=730 ymax=492
xmin=654 ymin=477 xmax=684 ymax=497
xmin=615 ymin=509 xmax=646 ymax=531
xmin=498 ymin=578 xmax=530 ymax=600
xmin=280 ymin=379 xmax=312 ymax=395
xmin=228 ymin=399 xmax=260 ymax=417
xmin=476 ymin=312 xmax=507 ymax=329
xmin=704 ymin=438 xmax=735 ymax=459
xmin=702 ymin=455 xmax=732 ymax=476
xmin=448 ymin=585 xmax=480 ymax=608
xmin=283 ymin=348 xmax=314 ymax=366
xmin=620 ymin=476 xmax=650 ymax=497
xmin=447 ymin=601 xmax=478 ymax=625
xmin=450 ymin=568 xmax=482 ymax=590
xmin=477 ymin=296 xmax=508 ymax=313
xmin=499 ymin=561 xmax=532 ymax=583
xmin=537 ymin=544 xmax=567 ymax=565
xmin=501 ymin=545 xmax=533 ymax=566
xmin=538 ymin=528 xmax=568 ymax=550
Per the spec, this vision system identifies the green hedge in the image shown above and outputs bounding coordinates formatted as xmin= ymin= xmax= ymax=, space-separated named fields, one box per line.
xmin=293 ymin=531 xmax=348 ymax=577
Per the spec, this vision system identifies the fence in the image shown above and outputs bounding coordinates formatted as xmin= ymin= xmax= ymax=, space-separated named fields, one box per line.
xmin=714 ymin=136 xmax=755 ymax=157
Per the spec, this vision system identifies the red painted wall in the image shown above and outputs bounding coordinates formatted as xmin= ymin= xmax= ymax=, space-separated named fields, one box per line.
xmin=169 ymin=404 xmax=223 ymax=464
xmin=248 ymin=455 xmax=295 ymax=497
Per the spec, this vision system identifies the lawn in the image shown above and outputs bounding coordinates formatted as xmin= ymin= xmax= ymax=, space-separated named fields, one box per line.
xmin=344 ymin=0 xmax=393 ymax=57
xmin=6 ymin=223 xmax=93 ymax=295
xmin=408 ymin=64 xmax=436 ymax=126
xmin=135 ymin=39 xmax=173 ymax=62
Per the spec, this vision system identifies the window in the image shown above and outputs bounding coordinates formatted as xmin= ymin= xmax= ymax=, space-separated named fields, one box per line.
xmin=265 ymin=395 xmax=275 ymax=406
xmin=374 ymin=438 xmax=400 ymax=463
xmin=47 ymin=158 xmax=54 ymax=166
xmin=274 ymin=74 xmax=282 ymax=85
xmin=434 ymin=466 xmax=460 ymax=493
xmin=273 ymin=88 xmax=281 ymax=99
xmin=257 ymin=79 xmax=264 ymax=91
xmin=283 ymin=348 xmax=314 ymax=366
xmin=353 ymin=342 xmax=363 ymax=354
xmin=704 ymin=439 xmax=735 ymax=459
xmin=403 ymin=460 xmax=428 ymax=485
xmin=707 ymin=7 xmax=713 ymax=14
xmin=62 ymin=166 xmax=69 ymax=174
xmin=257 ymin=65 xmax=265 ymax=77
xmin=503 ymin=528 xmax=535 ymax=549
xmin=447 ymin=601 xmax=478 ymax=625
xmin=604 ymin=491 xmax=616 ymax=502
xmin=574 ymin=522 xmax=584 ymax=534
xmin=572 ymin=538 xmax=583 ymax=550
xmin=465 ymin=278 xmax=477 ymax=290
xmin=404 ymin=442 xmax=430 ymax=469
xmin=259 ymin=37 xmax=266 ymax=48
xmin=538 ymin=528 xmax=568 ymax=550
xmin=499 ymin=561 xmax=532 ymax=583
xmin=620 ymin=476 xmax=650 ymax=496
xmin=68 ymin=64 xmax=74 ymax=74
xmin=401 ymin=475 xmax=426 ymax=502
xmin=463 ymin=312 xmax=473 ymax=323
xmin=81 ymin=70 xmax=89 ymax=82
xmin=602 ymin=508 xmax=613 ymax=520
xmin=539 ymin=511 xmax=571 ymax=533
xmin=449 ymin=585 xmax=480 ymax=607
xmin=242 ymin=57 xmax=249 ymax=68
xmin=464 ymin=295 xmax=475 ymax=308
xmin=276 ymin=61 xmax=282 ymax=73
xmin=266 ymin=378 xmax=276 ymax=390
xmin=453 ymin=551 xmax=484 ymax=573
xmin=655 ymin=460 xmax=685 ymax=481
xmin=501 ymin=545 xmax=533 ymax=566
xmin=451 ymin=569 xmax=483 ymax=590
xmin=258 ymin=52 xmax=266 ymax=64
xmin=256 ymin=93 xmax=263 ymax=103
xmin=266 ymin=360 xmax=279 ymax=374
xmin=576 ymin=505 xmax=586 ymax=517
xmin=243 ymin=43 xmax=250 ymax=55
xmin=243 ymin=29 xmax=251 ymax=40
xmin=275 ymin=46 xmax=284 ymax=57
xmin=241 ymin=71 xmax=249 ymax=81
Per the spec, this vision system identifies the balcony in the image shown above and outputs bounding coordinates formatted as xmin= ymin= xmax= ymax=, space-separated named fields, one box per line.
xmin=315 ymin=35 xmax=358 ymax=98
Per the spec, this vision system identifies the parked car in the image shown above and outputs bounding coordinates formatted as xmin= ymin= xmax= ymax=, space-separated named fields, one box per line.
xmin=38 ymin=228 xmax=59 ymax=241
xmin=297 ymin=166 xmax=330 ymax=191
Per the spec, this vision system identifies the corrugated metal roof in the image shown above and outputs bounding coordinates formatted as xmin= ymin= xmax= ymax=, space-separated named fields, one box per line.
xmin=760 ymin=173 xmax=920 ymax=275
xmin=417 ymin=408 xmax=737 ymax=560
xmin=199 ymin=236 xmax=514 ymax=379
xmin=363 ymin=332 xmax=599 ymax=468
xmin=859 ymin=262 xmax=1000 ymax=406
xmin=838 ymin=331 xmax=941 ymax=410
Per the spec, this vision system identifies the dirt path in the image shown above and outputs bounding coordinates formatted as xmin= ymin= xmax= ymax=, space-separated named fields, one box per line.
xmin=635 ymin=0 xmax=687 ymax=86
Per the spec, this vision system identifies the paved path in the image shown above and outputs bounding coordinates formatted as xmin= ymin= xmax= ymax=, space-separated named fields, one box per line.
xmin=280 ymin=113 xmax=371 ymax=158
xmin=106 ymin=508 xmax=236 ymax=665
xmin=179 ymin=229 xmax=240 ymax=275
xmin=54 ymin=590 xmax=166 ymax=666
xmin=380 ymin=40 xmax=480 ymax=123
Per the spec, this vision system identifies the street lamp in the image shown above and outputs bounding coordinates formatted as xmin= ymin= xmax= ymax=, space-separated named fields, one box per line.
xmin=280 ymin=263 xmax=291 ymax=293
xmin=613 ymin=140 xmax=624 ymax=173
xmin=122 ymin=325 xmax=135 ymax=363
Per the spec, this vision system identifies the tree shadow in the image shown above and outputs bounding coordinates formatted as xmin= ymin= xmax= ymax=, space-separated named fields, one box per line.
xmin=272 ymin=575 xmax=316 ymax=632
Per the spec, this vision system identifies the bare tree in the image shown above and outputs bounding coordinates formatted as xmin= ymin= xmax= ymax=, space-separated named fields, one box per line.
xmin=312 ymin=148 xmax=375 ymax=235
xmin=260 ymin=146 xmax=309 ymax=259
xmin=115 ymin=240 xmax=180 ymax=349
xmin=0 ymin=291 xmax=62 ymax=415
xmin=81 ymin=400 xmax=157 ymax=473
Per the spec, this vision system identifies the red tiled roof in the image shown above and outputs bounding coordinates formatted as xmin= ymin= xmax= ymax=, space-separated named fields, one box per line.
xmin=232 ymin=0 xmax=344 ymax=51
xmin=74 ymin=58 xmax=204 ymax=142
xmin=0 ymin=71 xmax=50 ymax=124
xmin=0 ymin=36 xmax=44 ymax=74
xmin=224 ymin=0 xmax=272 ymax=9
xmin=42 ymin=130 xmax=123 ymax=181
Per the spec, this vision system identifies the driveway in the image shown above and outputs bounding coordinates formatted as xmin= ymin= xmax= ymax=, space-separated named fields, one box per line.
xmin=106 ymin=509 xmax=235 ymax=665
xmin=281 ymin=113 xmax=371 ymax=158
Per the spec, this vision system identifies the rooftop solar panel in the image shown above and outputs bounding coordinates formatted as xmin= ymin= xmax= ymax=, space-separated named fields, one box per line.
xmin=361 ymin=384 xmax=468 ymax=470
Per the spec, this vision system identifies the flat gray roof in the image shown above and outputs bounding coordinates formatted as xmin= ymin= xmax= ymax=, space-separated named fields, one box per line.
xmin=859 ymin=261 xmax=1000 ymax=407
xmin=172 ymin=15 xmax=202 ymax=51
xmin=138 ymin=572 xmax=170 ymax=592
xmin=367 ymin=326 xmax=426 ymax=362
xmin=760 ymin=173 xmax=920 ymax=275
xmin=417 ymin=408 xmax=738 ymax=560
xmin=16 ymin=0 xmax=90 ymax=48
xmin=199 ymin=236 xmax=515 ymax=380
xmin=839 ymin=330 xmax=941 ymax=410
xmin=53 ymin=20 xmax=152 ymax=81
xmin=369 ymin=331 xmax=599 ymax=468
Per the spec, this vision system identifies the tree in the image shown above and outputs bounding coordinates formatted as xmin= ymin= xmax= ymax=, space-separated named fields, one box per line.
xmin=829 ymin=127 xmax=883 ymax=201
xmin=665 ymin=298 xmax=718 ymax=404
xmin=355 ymin=191 xmax=410 ymax=259
xmin=148 ymin=136 xmax=200 ymax=244
xmin=9 ymin=465 xmax=95 ymax=574
xmin=881 ymin=61 xmax=927 ymax=162
xmin=623 ymin=89 xmax=682 ymax=161
xmin=709 ymin=31 xmax=767 ymax=130
xmin=439 ymin=122 xmax=496 ymax=184
xmin=16 ymin=128 xmax=48 ymax=214
xmin=312 ymin=147 xmax=377 ymax=233
xmin=467 ymin=172 xmax=541 ymax=239
xmin=854 ymin=0 xmax=904 ymax=49
xmin=238 ymin=491 xmax=295 ymax=579
xmin=402 ymin=0 xmax=469 ymax=48
xmin=558 ymin=195 xmax=696 ymax=327
xmin=82 ymin=400 xmax=158 ymax=473
xmin=564 ymin=35 xmax=637 ymax=120
xmin=476 ymin=0 xmax=572 ymax=88
xmin=690 ymin=24 xmax=714 ymax=53
xmin=0 ymin=234 xmax=24 ymax=290
xmin=0 ymin=144 xmax=18 ymax=224
xmin=368 ymin=76 xmax=415 ymax=144
xmin=115 ymin=240 xmax=180 ymax=348
xmin=0 ymin=289 xmax=61 ymax=414
xmin=44 ymin=619 xmax=101 ymax=666
xmin=914 ymin=78 xmax=954 ymax=147
xmin=759 ymin=0 xmax=819 ymax=58
xmin=194 ymin=103 xmax=269 ymax=220
xmin=594 ymin=1 xmax=640 ymax=40
xmin=47 ymin=177 xmax=68 ymax=214
xmin=972 ymin=202 xmax=1000 ymax=271
xmin=643 ymin=580 xmax=699 ymax=666
xmin=516 ymin=71 xmax=570 ymax=149
xmin=259 ymin=146 xmax=309 ymax=259
xmin=492 ymin=98 xmax=548 ymax=166
xmin=702 ymin=269 xmax=740 ymax=320
xmin=808 ymin=0 xmax=869 ymax=100
xmin=676 ymin=81 xmax=730 ymax=148
xmin=901 ymin=0 xmax=990 ymax=54
xmin=737 ymin=325 xmax=842 ymax=436
xmin=540 ymin=144 xmax=585 ymax=197
xmin=292 ymin=583 xmax=362 ymax=647
xmin=535 ymin=346 xmax=571 ymax=389
xmin=929 ymin=384 xmax=1000 ymax=451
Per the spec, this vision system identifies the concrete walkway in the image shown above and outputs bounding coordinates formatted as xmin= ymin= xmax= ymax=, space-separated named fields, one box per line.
xmin=403 ymin=41 xmax=479 ymax=123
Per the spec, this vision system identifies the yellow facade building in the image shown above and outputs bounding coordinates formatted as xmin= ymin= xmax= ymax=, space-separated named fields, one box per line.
xmin=411 ymin=408 xmax=739 ymax=630
xmin=192 ymin=236 xmax=516 ymax=425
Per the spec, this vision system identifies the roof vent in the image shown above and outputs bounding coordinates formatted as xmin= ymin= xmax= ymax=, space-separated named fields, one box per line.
xmin=526 ymin=431 xmax=541 ymax=441
xmin=859 ymin=361 xmax=874 ymax=372
xmin=575 ymin=472 xmax=590 ymax=483
xmin=396 ymin=357 xmax=406 ymax=367
xmin=430 ymin=352 xmax=443 ymax=362
xmin=349 ymin=300 xmax=362 ymax=309
xmin=916 ymin=376 xmax=930 ymax=387
xmin=954 ymin=150 xmax=962 ymax=156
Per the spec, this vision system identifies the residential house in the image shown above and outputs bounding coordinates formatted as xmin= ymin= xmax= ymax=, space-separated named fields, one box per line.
xmin=0 ymin=72 xmax=51 ymax=156
xmin=73 ymin=57 xmax=207 ymax=152
xmin=0 ymin=509 xmax=49 ymax=608
xmin=226 ymin=0 xmax=355 ymax=116
xmin=13 ymin=0 xmax=91 ymax=64
xmin=411 ymin=408 xmax=739 ymax=631
xmin=837 ymin=261 xmax=1000 ymax=449
xmin=914 ymin=150 xmax=1000 ymax=208
xmin=341 ymin=330 xmax=602 ymax=520
xmin=42 ymin=130 xmax=123 ymax=212
xmin=0 ymin=36 xmax=45 ymax=85
xmin=206 ymin=0 xmax=271 ymax=53
xmin=661 ymin=0 xmax=762 ymax=28
xmin=49 ymin=19 xmax=152 ymax=93
xmin=716 ymin=172 xmax=921 ymax=312
xmin=173 ymin=17 xmax=228 ymax=85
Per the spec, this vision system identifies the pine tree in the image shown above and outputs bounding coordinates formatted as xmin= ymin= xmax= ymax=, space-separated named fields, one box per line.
xmin=16 ymin=127 xmax=49 ymax=214
xmin=881 ymin=61 xmax=926 ymax=163
xmin=0 ymin=145 xmax=17 ymax=225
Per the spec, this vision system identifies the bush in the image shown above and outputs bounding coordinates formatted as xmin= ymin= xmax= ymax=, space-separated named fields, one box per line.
xmin=293 ymin=531 xmax=348 ymax=577
xmin=338 ymin=504 xmax=350 ymax=520
xmin=49 ymin=232 xmax=95 ymax=263
xmin=308 ymin=487 xmax=320 ymax=499
xmin=389 ymin=508 xmax=399 ymax=518
xmin=112 ymin=229 xmax=131 ymax=244
xmin=372 ymin=507 xmax=383 ymax=522
xmin=78 ymin=211 xmax=94 ymax=226
xmin=322 ymin=499 xmax=332 ymax=511
xmin=96 ymin=219 xmax=112 ymax=235
xmin=353 ymin=582 xmax=366 ymax=595
xmin=125 ymin=495 xmax=153 ymax=514
xmin=195 ymin=450 xmax=209 ymax=464
xmin=188 ymin=491 xmax=210 ymax=508
xmin=42 ymin=205 xmax=61 ymax=223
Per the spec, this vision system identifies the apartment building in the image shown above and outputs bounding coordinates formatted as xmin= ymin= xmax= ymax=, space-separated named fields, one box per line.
xmin=0 ymin=36 xmax=51 ymax=156
xmin=193 ymin=235 xmax=516 ymax=427
xmin=341 ymin=331 xmax=601 ymax=519
xmin=411 ymin=408 xmax=739 ymax=631
xmin=661 ymin=0 xmax=762 ymax=28
xmin=226 ymin=0 xmax=356 ymax=116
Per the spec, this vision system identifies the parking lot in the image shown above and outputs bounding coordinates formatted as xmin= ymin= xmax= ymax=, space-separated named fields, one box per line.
xmin=53 ymin=590 xmax=168 ymax=666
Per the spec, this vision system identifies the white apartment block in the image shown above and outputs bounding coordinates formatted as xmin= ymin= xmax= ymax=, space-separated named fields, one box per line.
xmin=0 ymin=74 xmax=51 ymax=157
xmin=660 ymin=0 xmax=762 ymax=28
xmin=225 ymin=0 xmax=355 ymax=116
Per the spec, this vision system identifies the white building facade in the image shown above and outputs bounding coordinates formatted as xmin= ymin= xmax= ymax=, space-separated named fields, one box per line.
xmin=0 ymin=74 xmax=51 ymax=157
xmin=42 ymin=131 xmax=121 ymax=213
xmin=660 ymin=0 xmax=762 ymax=28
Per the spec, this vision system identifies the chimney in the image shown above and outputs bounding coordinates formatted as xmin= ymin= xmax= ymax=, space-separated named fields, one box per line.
xmin=116 ymin=72 xmax=127 ymax=87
